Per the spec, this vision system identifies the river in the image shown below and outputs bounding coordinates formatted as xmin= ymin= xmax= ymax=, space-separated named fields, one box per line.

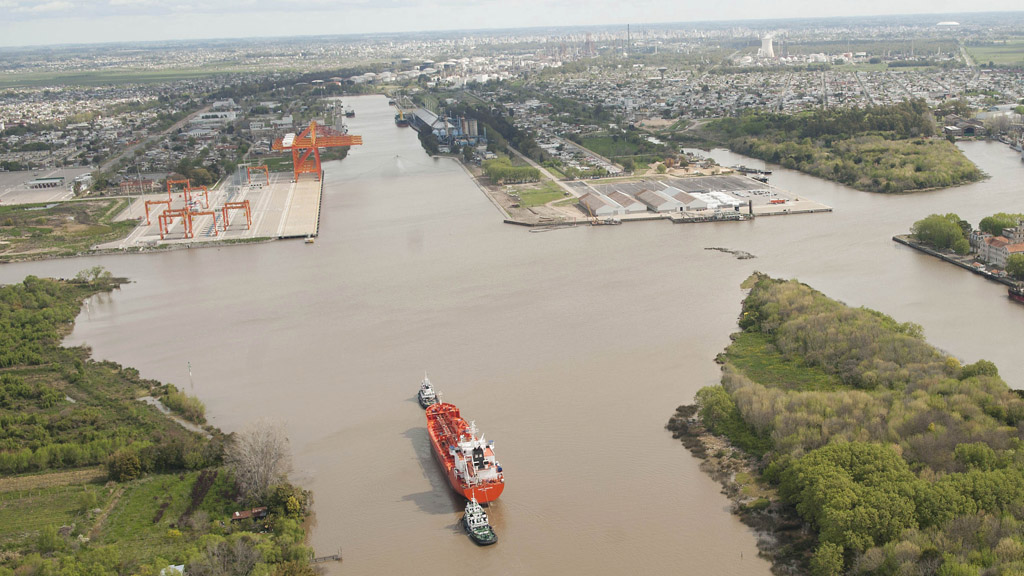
xmin=3 ymin=95 xmax=1022 ymax=575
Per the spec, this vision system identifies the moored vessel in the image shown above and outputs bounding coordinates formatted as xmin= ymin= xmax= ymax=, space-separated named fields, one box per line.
xmin=425 ymin=402 xmax=504 ymax=502
xmin=418 ymin=374 xmax=438 ymax=408
xmin=1009 ymin=283 xmax=1024 ymax=303
xmin=462 ymin=497 xmax=497 ymax=546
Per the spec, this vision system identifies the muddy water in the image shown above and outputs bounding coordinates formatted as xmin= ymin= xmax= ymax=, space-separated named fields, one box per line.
xmin=4 ymin=95 xmax=1023 ymax=575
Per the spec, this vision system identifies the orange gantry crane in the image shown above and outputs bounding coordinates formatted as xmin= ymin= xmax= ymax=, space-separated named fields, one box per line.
xmin=187 ymin=210 xmax=218 ymax=236
xmin=247 ymin=165 xmax=270 ymax=186
xmin=144 ymin=199 xmax=171 ymax=225
xmin=186 ymin=185 xmax=210 ymax=209
xmin=272 ymin=121 xmax=362 ymax=181
xmin=158 ymin=208 xmax=193 ymax=240
xmin=222 ymin=200 xmax=251 ymax=231
xmin=166 ymin=179 xmax=190 ymax=202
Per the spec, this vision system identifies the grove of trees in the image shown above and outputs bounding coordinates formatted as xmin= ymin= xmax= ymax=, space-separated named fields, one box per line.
xmin=683 ymin=274 xmax=1024 ymax=575
xmin=708 ymin=100 xmax=983 ymax=193
xmin=911 ymin=212 xmax=971 ymax=254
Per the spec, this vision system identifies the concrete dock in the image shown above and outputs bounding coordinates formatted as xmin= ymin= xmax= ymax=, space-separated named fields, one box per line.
xmin=97 ymin=172 xmax=323 ymax=250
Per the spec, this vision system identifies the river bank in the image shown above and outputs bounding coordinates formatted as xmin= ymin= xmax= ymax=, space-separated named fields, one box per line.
xmin=666 ymin=404 xmax=810 ymax=574
xmin=892 ymin=234 xmax=1018 ymax=289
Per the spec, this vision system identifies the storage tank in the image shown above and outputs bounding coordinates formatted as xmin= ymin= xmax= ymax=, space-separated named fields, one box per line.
xmin=468 ymin=119 xmax=479 ymax=137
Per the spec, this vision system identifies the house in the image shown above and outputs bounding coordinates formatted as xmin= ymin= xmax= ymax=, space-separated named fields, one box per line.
xmin=231 ymin=507 xmax=268 ymax=521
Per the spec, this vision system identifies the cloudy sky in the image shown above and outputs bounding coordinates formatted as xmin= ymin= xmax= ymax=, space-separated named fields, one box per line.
xmin=0 ymin=0 xmax=1020 ymax=47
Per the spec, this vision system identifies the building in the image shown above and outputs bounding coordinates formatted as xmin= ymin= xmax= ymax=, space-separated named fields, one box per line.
xmin=27 ymin=177 xmax=64 ymax=189
xmin=636 ymin=189 xmax=684 ymax=212
xmin=119 ymin=179 xmax=160 ymax=194
xmin=605 ymin=191 xmax=646 ymax=214
xmin=579 ymin=191 xmax=623 ymax=217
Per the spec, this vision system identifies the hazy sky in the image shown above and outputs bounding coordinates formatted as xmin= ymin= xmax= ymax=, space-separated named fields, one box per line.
xmin=0 ymin=0 xmax=1020 ymax=48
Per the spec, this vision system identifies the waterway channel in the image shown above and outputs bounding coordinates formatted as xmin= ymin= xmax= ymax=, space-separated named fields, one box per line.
xmin=3 ymin=95 xmax=1023 ymax=575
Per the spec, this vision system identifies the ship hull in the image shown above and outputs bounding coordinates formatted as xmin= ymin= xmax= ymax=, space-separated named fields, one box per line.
xmin=426 ymin=403 xmax=504 ymax=503
xmin=1010 ymin=287 xmax=1024 ymax=303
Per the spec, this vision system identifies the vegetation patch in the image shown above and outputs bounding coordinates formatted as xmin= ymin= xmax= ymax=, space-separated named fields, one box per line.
xmin=0 ymin=200 xmax=137 ymax=261
xmin=514 ymin=180 xmax=566 ymax=207
xmin=705 ymin=100 xmax=984 ymax=193
xmin=722 ymin=331 xmax=842 ymax=392
xmin=0 ymin=272 xmax=318 ymax=575
xmin=671 ymin=272 xmax=1024 ymax=575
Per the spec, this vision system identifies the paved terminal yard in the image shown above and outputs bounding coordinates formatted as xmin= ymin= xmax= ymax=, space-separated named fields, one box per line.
xmin=0 ymin=168 xmax=94 ymax=205
xmin=585 ymin=174 xmax=831 ymax=221
xmin=96 ymin=172 xmax=324 ymax=250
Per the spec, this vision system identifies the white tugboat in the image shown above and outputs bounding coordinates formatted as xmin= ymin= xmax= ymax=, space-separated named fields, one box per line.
xmin=462 ymin=497 xmax=497 ymax=546
xmin=418 ymin=374 xmax=438 ymax=408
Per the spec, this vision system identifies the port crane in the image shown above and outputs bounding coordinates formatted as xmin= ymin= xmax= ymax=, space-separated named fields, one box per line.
xmin=272 ymin=121 xmax=362 ymax=182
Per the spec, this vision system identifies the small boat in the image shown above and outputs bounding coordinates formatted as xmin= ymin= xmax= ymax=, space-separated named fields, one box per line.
xmin=305 ymin=236 xmax=314 ymax=244
xmin=462 ymin=497 xmax=497 ymax=546
xmin=418 ymin=374 xmax=438 ymax=408
xmin=345 ymin=106 xmax=355 ymax=118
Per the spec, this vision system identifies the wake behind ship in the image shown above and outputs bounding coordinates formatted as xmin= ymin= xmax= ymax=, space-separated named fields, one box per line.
xmin=426 ymin=402 xmax=504 ymax=503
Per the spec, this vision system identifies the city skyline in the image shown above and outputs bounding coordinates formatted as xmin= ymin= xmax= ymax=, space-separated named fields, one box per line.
xmin=1 ymin=0 xmax=1023 ymax=48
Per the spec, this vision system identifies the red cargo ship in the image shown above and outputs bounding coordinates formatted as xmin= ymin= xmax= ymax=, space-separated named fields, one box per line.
xmin=426 ymin=402 xmax=504 ymax=503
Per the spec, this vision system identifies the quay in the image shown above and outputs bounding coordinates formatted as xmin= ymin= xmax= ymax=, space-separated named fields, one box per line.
xmin=93 ymin=171 xmax=326 ymax=250
xmin=892 ymin=235 xmax=1017 ymax=288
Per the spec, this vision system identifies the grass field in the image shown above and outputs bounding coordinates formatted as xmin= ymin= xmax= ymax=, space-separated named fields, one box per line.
xmin=259 ymin=156 xmax=294 ymax=173
xmin=515 ymin=180 xmax=567 ymax=207
xmin=0 ymin=67 xmax=256 ymax=89
xmin=580 ymin=136 xmax=644 ymax=158
xmin=725 ymin=331 xmax=842 ymax=392
xmin=0 ymin=483 xmax=112 ymax=546
xmin=0 ymin=198 xmax=137 ymax=261
xmin=0 ymin=466 xmax=107 ymax=493
xmin=968 ymin=39 xmax=1024 ymax=67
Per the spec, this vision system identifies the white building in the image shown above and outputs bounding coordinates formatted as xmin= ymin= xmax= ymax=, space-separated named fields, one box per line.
xmin=579 ymin=191 xmax=624 ymax=217
xmin=637 ymin=189 xmax=684 ymax=212
xmin=606 ymin=191 xmax=646 ymax=214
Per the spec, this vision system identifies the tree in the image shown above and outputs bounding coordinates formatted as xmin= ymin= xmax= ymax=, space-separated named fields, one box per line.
xmin=979 ymin=213 xmax=1024 ymax=236
xmin=912 ymin=214 xmax=966 ymax=250
xmin=108 ymin=450 xmax=141 ymax=482
xmin=226 ymin=419 xmax=292 ymax=501
xmin=187 ymin=538 xmax=261 ymax=576
xmin=1007 ymin=254 xmax=1024 ymax=280
xmin=810 ymin=542 xmax=844 ymax=576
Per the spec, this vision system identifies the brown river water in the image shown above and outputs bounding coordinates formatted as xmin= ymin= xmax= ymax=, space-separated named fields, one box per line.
xmin=3 ymin=95 xmax=1023 ymax=575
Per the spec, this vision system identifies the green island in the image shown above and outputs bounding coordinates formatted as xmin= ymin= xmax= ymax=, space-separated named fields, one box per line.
xmin=669 ymin=273 xmax=1024 ymax=575
xmin=703 ymin=100 xmax=984 ymax=193
xmin=0 ymin=269 xmax=318 ymax=575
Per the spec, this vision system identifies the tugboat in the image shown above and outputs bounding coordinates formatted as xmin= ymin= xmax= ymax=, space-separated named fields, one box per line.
xmin=344 ymin=106 xmax=355 ymax=118
xmin=418 ymin=374 xmax=438 ymax=408
xmin=462 ymin=497 xmax=497 ymax=546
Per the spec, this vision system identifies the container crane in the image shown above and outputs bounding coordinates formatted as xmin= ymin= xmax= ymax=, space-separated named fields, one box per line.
xmin=272 ymin=121 xmax=362 ymax=182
